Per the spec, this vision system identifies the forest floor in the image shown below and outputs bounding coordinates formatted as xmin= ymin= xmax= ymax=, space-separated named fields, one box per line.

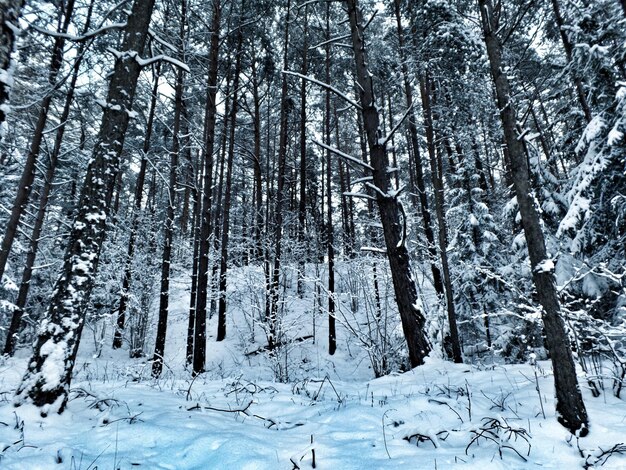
xmin=1 ymin=266 xmax=626 ymax=469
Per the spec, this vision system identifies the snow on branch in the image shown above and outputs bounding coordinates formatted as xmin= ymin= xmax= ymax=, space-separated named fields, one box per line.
xmin=29 ymin=23 xmax=127 ymax=42
xmin=148 ymin=28 xmax=178 ymax=53
xmin=343 ymin=191 xmax=375 ymax=201
xmin=365 ymin=182 xmax=388 ymax=199
xmin=135 ymin=54 xmax=190 ymax=73
xmin=379 ymin=104 xmax=413 ymax=147
xmin=351 ymin=176 xmax=373 ymax=185
xmin=309 ymin=34 xmax=352 ymax=50
xmin=533 ymin=258 xmax=555 ymax=274
xmin=361 ymin=246 xmax=387 ymax=254
xmin=282 ymin=70 xmax=362 ymax=110
xmin=312 ymin=139 xmax=373 ymax=170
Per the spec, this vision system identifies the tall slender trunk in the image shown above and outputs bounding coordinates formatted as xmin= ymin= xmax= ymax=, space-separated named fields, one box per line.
xmin=193 ymin=0 xmax=222 ymax=375
xmin=394 ymin=0 xmax=444 ymax=296
xmin=346 ymin=0 xmax=430 ymax=367
xmin=0 ymin=0 xmax=76 ymax=284
xmin=152 ymin=2 xmax=186 ymax=377
xmin=419 ymin=74 xmax=462 ymax=363
xmin=325 ymin=1 xmax=336 ymax=356
xmin=210 ymin=57 xmax=232 ymax=319
xmin=3 ymin=0 xmax=93 ymax=356
xmin=186 ymin=154 xmax=203 ymax=364
xmin=179 ymin=108 xmax=193 ymax=236
xmin=268 ymin=0 xmax=292 ymax=350
xmin=14 ymin=0 xmax=156 ymax=414
xmin=478 ymin=0 xmax=589 ymax=436
xmin=297 ymin=5 xmax=309 ymax=296
xmin=217 ymin=6 xmax=244 ymax=342
xmin=112 ymin=62 xmax=161 ymax=351
xmin=251 ymin=54 xmax=263 ymax=262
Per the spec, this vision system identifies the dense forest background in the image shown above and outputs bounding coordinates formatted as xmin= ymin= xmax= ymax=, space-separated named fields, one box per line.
xmin=0 ymin=0 xmax=625 ymax=440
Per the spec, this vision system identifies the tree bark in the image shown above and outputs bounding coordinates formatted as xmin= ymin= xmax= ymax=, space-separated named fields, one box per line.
xmin=14 ymin=0 xmax=156 ymax=414
xmin=479 ymin=0 xmax=589 ymax=436
xmin=345 ymin=0 xmax=430 ymax=367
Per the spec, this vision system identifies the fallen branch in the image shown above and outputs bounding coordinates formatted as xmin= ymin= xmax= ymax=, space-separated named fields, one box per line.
xmin=245 ymin=335 xmax=313 ymax=356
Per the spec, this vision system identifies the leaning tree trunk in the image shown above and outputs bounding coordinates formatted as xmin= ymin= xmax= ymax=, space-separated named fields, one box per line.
xmin=478 ymin=0 xmax=589 ymax=436
xmin=0 ymin=0 xmax=24 ymax=141
xmin=14 ymin=0 xmax=156 ymax=415
xmin=193 ymin=0 xmax=222 ymax=375
xmin=0 ymin=0 xmax=76 ymax=284
xmin=345 ymin=0 xmax=430 ymax=367
xmin=3 ymin=0 xmax=94 ymax=357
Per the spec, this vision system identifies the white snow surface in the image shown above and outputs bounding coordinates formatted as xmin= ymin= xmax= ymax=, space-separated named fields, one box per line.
xmin=1 ymin=268 xmax=626 ymax=469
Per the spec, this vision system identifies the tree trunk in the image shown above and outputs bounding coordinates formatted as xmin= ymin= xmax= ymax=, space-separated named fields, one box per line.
xmin=3 ymin=0 xmax=94 ymax=356
xmin=152 ymin=3 xmax=186 ymax=377
xmin=186 ymin=154 xmax=203 ymax=365
xmin=14 ymin=0 xmax=156 ymax=414
xmin=268 ymin=0 xmax=292 ymax=350
xmin=210 ymin=59 xmax=232 ymax=319
xmin=251 ymin=54 xmax=264 ymax=262
xmin=478 ymin=0 xmax=589 ymax=436
xmin=217 ymin=6 xmax=244 ymax=342
xmin=394 ymin=0 xmax=444 ymax=297
xmin=345 ymin=0 xmax=430 ymax=367
xmin=193 ymin=0 xmax=222 ymax=375
xmin=297 ymin=5 xmax=309 ymax=297
xmin=0 ymin=0 xmax=75 ymax=284
xmin=419 ymin=74 xmax=463 ymax=364
xmin=325 ymin=0 xmax=336 ymax=356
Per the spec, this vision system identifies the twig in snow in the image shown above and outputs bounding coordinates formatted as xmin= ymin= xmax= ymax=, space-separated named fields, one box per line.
xmin=382 ymin=409 xmax=396 ymax=459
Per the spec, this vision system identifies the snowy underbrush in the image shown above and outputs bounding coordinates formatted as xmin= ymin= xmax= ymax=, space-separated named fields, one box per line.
xmin=2 ymin=262 xmax=626 ymax=468
xmin=1 ymin=356 xmax=626 ymax=469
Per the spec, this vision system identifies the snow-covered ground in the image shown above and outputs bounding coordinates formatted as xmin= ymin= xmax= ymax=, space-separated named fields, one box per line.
xmin=1 ymin=266 xmax=626 ymax=469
